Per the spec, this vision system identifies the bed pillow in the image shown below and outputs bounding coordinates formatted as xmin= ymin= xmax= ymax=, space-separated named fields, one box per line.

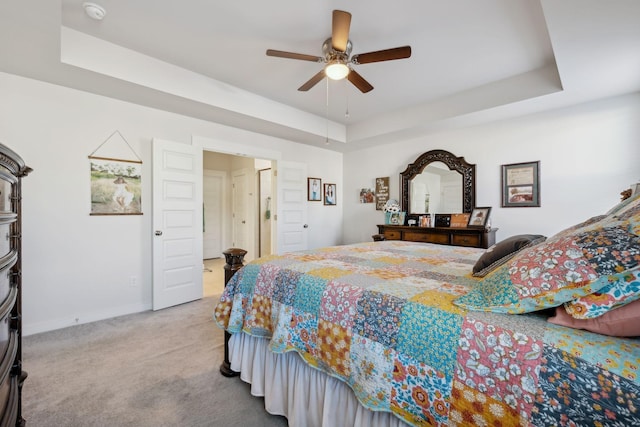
xmin=564 ymin=261 xmax=640 ymax=319
xmin=548 ymin=298 xmax=640 ymax=337
xmin=472 ymin=234 xmax=546 ymax=277
xmin=455 ymin=209 xmax=640 ymax=314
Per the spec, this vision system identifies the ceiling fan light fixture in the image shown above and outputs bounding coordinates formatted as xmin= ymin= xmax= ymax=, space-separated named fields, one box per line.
xmin=325 ymin=61 xmax=350 ymax=80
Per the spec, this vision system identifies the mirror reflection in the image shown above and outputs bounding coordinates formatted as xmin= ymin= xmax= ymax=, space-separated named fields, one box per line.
xmin=409 ymin=162 xmax=463 ymax=214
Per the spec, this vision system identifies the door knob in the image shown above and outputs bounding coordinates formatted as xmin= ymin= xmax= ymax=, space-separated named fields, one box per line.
xmin=303 ymin=224 xmax=309 ymax=228
xmin=155 ymin=230 xmax=163 ymax=236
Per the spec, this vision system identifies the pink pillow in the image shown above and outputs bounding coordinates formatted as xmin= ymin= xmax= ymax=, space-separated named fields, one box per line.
xmin=548 ymin=299 xmax=640 ymax=337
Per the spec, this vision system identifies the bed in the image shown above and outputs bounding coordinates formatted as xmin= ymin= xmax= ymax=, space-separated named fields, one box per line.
xmin=214 ymin=193 xmax=640 ymax=426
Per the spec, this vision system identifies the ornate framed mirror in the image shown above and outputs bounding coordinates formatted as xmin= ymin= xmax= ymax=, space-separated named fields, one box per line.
xmin=400 ymin=150 xmax=476 ymax=222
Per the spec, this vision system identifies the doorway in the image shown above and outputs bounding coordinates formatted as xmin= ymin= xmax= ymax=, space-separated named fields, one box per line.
xmin=258 ymin=168 xmax=272 ymax=257
xmin=153 ymin=136 xmax=309 ymax=310
xmin=201 ymin=151 xmax=273 ymax=296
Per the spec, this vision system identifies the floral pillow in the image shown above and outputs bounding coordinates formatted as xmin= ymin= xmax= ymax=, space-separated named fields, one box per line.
xmin=564 ymin=267 xmax=640 ymax=319
xmin=454 ymin=207 xmax=640 ymax=314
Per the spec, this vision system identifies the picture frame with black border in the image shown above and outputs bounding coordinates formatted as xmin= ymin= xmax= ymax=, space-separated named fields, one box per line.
xmin=434 ymin=214 xmax=451 ymax=227
xmin=467 ymin=207 xmax=492 ymax=228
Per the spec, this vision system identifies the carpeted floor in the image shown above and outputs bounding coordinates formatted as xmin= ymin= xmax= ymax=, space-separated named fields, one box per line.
xmin=22 ymin=296 xmax=288 ymax=427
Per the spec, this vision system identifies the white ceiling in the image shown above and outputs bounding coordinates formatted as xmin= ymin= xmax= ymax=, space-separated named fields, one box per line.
xmin=1 ymin=1 xmax=639 ymax=152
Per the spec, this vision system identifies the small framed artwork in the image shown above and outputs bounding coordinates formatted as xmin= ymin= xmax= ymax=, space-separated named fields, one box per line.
xmin=308 ymin=177 xmax=322 ymax=201
xmin=359 ymin=188 xmax=375 ymax=203
xmin=468 ymin=207 xmax=492 ymax=228
xmin=375 ymin=177 xmax=390 ymax=210
xmin=324 ymin=183 xmax=337 ymax=205
xmin=501 ymin=161 xmax=540 ymax=207
xmin=434 ymin=214 xmax=451 ymax=227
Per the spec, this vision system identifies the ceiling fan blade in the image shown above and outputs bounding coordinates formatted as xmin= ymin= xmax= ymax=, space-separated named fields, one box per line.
xmin=347 ymin=69 xmax=374 ymax=93
xmin=298 ymin=70 xmax=326 ymax=91
xmin=266 ymin=49 xmax=323 ymax=62
xmin=331 ymin=10 xmax=352 ymax=52
xmin=351 ymin=46 xmax=412 ymax=64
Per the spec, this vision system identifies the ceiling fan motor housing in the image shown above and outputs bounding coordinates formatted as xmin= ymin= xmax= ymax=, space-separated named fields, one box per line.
xmin=323 ymin=38 xmax=352 ymax=62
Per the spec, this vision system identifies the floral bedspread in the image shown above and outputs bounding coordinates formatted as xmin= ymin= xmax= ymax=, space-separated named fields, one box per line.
xmin=214 ymin=241 xmax=640 ymax=426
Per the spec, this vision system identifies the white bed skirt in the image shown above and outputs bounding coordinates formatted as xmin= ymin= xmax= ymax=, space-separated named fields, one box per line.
xmin=229 ymin=333 xmax=407 ymax=427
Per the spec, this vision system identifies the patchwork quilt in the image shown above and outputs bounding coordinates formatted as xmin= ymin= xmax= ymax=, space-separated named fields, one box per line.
xmin=214 ymin=241 xmax=640 ymax=426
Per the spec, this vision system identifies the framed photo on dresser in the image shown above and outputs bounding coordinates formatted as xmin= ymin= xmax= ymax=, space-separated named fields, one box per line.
xmin=468 ymin=207 xmax=492 ymax=227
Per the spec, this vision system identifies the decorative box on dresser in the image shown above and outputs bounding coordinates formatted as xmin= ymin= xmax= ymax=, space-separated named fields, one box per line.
xmin=0 ymin=143 xmax=31 ymax=427
xmin=377 ymin=224 xmax=497 ymax=249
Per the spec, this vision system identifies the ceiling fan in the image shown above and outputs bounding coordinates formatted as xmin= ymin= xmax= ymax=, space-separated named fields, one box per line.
xmin=266 ymin=10 xmax=411 ymax=93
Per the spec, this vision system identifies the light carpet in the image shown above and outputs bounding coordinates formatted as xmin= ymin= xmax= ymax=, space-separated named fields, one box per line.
xmin=22 ymin=296 xmax=288 ymax=427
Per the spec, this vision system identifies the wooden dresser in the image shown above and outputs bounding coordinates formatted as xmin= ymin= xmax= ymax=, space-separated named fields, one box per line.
xmin=0 ymin=143 xmax=31 ymax=426
xmin=377 ymin=225 xmax=497 ymax=249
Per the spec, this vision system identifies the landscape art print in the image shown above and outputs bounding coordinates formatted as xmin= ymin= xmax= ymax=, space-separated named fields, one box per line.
xmin=90 ymin=158 xmax=142 ymax=215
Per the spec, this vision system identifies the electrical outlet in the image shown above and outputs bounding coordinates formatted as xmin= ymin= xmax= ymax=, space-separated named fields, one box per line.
xmin=129 ymin=276 xmax=137 ymax=287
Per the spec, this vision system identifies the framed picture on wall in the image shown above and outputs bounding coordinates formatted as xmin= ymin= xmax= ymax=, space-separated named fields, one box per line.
xmin=324 ymin=183 xmax=337 ymax=205
xmin=308 ymin=177 xmax=322 ymax=201
xmin=501 ymin=161 xmax=540 ymax=207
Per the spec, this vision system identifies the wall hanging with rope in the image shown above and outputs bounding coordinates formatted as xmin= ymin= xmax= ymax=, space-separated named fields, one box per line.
xmin=88 ymin=130 xmax=143 ymax=215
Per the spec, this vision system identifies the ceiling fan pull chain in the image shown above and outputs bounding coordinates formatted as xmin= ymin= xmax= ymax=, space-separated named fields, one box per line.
xmin=325 ymin=78 xmax=330 ymax=145
xmin=345 ymin=80 xmax=350 ymax=119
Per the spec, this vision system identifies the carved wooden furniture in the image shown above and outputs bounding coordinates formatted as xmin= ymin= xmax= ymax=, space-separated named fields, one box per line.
xmin=376 ymin=224 xmax=497 ymax=249
xmin=0 ymin=142 xmax=31 ymax=426
xmin=219 ymin=248 xmax=246 ymax=378
xmin=400 ymin=149 xmax=476 ymax=224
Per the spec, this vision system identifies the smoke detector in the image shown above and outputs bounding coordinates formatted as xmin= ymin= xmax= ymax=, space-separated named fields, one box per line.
xmin=83 ymin=2 xmax=106 ymax=21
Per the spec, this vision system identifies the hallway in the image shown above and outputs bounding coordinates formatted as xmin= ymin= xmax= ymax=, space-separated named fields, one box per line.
xmin=203 ymin=258 xmax=226 ymax=296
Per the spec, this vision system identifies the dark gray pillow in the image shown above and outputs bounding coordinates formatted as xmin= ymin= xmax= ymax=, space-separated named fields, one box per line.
xmin=472 ymin=234 xmax=546 ymax=277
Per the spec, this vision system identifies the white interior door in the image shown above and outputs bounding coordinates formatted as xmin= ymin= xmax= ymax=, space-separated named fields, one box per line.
xmin=276 ymin=161 xmax=308 ymax=254
xmin=203 ymin=170 xmax=224 ymax=259
xmin=232 ymin=169 xmax=250 ymax=256
xmin=152 ymin=138 xmax=203 ymax=310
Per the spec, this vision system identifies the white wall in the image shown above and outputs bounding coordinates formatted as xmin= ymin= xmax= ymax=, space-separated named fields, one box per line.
xmin=0 ymin=72 xmax=343 ymax=335
xmin=2 ymin=68 xmax=637 ymax=335
xmin=343 ymin=93 xmax=640 ymax=244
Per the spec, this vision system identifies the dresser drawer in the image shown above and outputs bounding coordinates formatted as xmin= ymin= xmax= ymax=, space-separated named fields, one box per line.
xmin=403 ymin=231 xmax=430 ymax=242
xmin=0 ymin=286 xmax=17 ymax=366
xmin=452 ymin=234 xmax=482 ymax=247
xmin=0 ymin=253 xmax=16 ymax=306
xmin=0 ymin=366 xmax=18 ymax=426
xmin=0 ymin=222 xmax=11 ymax=260
xmin=424 ymin=233 xmax=450 ymax=245
xmin=383 ymin=230 xmax=402 ymax=240
xmin=0 ymin=172 xmax=15 ymax=215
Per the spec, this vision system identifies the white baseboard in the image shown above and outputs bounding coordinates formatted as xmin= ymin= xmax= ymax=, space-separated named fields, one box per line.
xmin=23 ymin=302 xmax=151 ymax=336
